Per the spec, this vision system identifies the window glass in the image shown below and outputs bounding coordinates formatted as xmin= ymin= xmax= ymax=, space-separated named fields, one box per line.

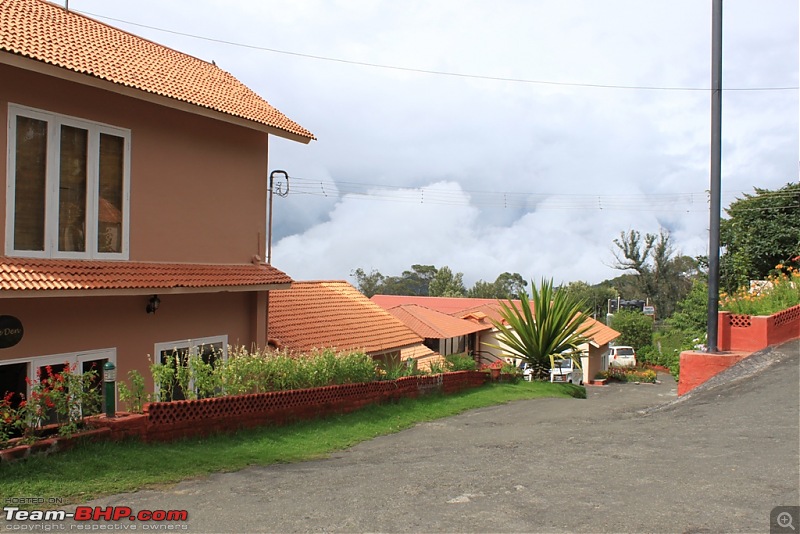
xmin=13 ymin=116 xmax=48 ymax=251
xmin=159 ymin=348 xmax=190 ymax=401
xmin=58 ymin=125 xmax=88 ymax=252
xmin=81 ymin=358 xmax=106 ymax=416
xmin=7 ymin=105 xmax=129 ymax=259
xmin=98 ymin=133 xmax=124 ymax=253
xmin=36 ymin=362 xmax=68 ymax=426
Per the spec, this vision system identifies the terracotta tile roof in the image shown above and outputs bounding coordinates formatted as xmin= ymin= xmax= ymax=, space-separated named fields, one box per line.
xmin=268 ymin=281 xmax=423 ymax=354
xmin=400 ymin=344 xmax=438 ymax=361
xmin=374 ymin=295 xmax=619 ymax=347
xmin=386 ymin=304 xmax=491 ymax=339
xmin=371 ymin=295 xmax=514 ymax=316
xmin=581 ymin=316 xmax=620 ymax=347
xmin=0 ymin=257 xmax=292 ymax=293
xmin=0 ymin=0 xmax=314 ymax=141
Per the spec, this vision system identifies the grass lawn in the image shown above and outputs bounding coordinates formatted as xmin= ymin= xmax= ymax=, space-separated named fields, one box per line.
xmin=0 ymin=381 xmax=584 ymax=506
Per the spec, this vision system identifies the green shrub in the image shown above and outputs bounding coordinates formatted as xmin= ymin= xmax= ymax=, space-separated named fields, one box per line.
xmin=610 ymin=310 xmax=653 ymax=349
xmin=720 ymin=263 xmax=800 ymax=316
xmin=444 ymin=353 xmax=477 ymax=371
xmin=118 ymin=370 xmax=147 ymax=413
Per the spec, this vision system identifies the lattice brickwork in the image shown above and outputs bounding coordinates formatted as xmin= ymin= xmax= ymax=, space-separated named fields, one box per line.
xmin=728 ymin=314 xmax=752 ymax=328
xmin=140 ymin=371 xmax=488 ymax=442
xmin=773 ymin=304 xmax=800 ymax=328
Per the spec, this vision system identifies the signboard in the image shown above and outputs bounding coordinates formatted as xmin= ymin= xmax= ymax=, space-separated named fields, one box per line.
xmin=643 ymin=306 xmax=656 ymax=316
xmin=0 ymin=315 xmax=23 ymax=348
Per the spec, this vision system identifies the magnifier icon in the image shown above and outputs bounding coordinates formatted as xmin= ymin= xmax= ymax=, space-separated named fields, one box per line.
xmin=778 ymin=512 xmax=796 ymax=531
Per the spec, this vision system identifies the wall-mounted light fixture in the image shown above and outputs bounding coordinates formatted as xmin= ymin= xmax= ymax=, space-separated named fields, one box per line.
xmin=146 ymin=295 xmax=160 ymax=314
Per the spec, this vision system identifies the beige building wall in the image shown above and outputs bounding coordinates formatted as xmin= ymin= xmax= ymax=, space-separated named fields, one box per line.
xmin=0 ymin=64 xmax=270 ymax=264
xmin=0 ymin=292 xmax=259 ymax=391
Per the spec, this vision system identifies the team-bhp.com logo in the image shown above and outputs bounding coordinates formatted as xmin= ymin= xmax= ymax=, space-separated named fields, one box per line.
xmin=4 ymin=505 xmax=188 ymax=529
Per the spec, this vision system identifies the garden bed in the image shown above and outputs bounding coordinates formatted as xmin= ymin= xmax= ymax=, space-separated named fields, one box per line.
xmin=2 ymin=371 xmax=488 ymax=462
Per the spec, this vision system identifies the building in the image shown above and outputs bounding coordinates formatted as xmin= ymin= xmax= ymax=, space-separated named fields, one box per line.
xmin=0 ymin=0 xmax=313 ymax=406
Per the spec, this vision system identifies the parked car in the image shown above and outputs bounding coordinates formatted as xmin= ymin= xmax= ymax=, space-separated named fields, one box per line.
xmin=549 ymin=358 xmax=583 ymax=385
xmin=608 ymin=346 xmax=637 ymax=368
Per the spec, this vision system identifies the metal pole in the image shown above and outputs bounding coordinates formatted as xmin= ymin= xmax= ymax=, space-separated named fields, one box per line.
xmin=707 ymin=0 xmax=723 ymax=353
xmin=103 ymin=361 xmax=116 ymax=418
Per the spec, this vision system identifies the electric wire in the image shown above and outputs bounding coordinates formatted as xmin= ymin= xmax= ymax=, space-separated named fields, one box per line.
xmin=283 ymin=176 xmax=799 ymax=213
xmin=78 ymin=9 xmax=799 ymax=93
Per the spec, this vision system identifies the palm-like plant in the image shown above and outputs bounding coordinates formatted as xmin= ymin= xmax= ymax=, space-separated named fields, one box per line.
xmin=490 ymin=278 xmax=592 ymax=380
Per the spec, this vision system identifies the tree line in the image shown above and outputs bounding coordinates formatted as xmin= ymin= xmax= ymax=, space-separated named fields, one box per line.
xmin=351 ymin=265 xmax=528 ymax=299
xmin=352 ymin=182 xmax=799 ymax=325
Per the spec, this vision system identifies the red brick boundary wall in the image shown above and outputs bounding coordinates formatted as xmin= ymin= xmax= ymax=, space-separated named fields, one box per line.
xmin=718 ymin=304 xmax=800 ymax=352
xmin=677 ymin=351 xmax=749 ymax=396
xmin=1 ymin=371 xmax=487 ymax=462
xmin=678 ymin=304 xmax=800 ymax=396
xmin=133 ymin=371 xmax=487 ymax=442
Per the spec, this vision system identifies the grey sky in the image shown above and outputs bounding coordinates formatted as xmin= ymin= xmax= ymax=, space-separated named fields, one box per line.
xmin=72 ymin=0 xmax=799 ymax=286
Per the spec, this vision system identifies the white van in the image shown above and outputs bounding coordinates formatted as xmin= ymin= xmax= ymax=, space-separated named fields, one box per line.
xmin=608 ymin=346 xmax=637 ymax=368
xmin=549 ymin=358 xmax=583 ymax=385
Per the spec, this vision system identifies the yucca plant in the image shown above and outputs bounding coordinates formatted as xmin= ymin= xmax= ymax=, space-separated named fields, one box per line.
xmin=489 ymin=278 xmax=591 ymax=380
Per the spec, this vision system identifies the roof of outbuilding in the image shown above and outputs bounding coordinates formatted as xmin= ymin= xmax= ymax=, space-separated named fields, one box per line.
xmin=373 ymin=295 xmax=620 ymax=347
xmin=0 ymin=257 xmax=292 ymax=294
xmin=385 ymin=304 xmax=491 ymax=339
xmin=371 ymin=295 xmax=503 ymax=315
xmin=0 ymin=0 xmax=314 ymax=141
xmin=268 ymin=281 xmax=424 ymax=354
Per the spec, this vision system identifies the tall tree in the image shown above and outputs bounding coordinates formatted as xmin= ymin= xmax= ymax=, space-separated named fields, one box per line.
xmin=467 ymin=272 xmax=528 ymax=298
xmin=351 ymin=268 xmax=385 ymax=298
xmin=720 ymin=183 xmax=800 ymax=293
xmin=494 ymin=272 xmax=528 ymax=297
xmin=611 ymin=229 xmax=698 ymax=318
xmin=428 ymin=266 xmax=466 ymax=297
xmin=489 ymin=279 xmax=591 ymax=380
xmin=559 ymin=281 xmax=617 ymax=320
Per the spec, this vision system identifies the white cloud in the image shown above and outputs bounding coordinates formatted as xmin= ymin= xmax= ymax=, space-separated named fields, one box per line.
xmin=74 ymin=0 xmax=800 ymax=287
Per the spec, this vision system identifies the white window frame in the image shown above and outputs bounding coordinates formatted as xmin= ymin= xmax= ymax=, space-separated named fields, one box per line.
xmin=153 ymin=335 xmax=228 ymax=399
xmin=0 ymin=348 xmax=117 ymax=413
xmin=5 ymin=103 xmax=131 ymax=259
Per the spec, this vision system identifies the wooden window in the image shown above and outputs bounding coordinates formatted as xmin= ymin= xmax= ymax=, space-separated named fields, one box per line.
xmin=12 ymin=116 xmax=48 ymax=251
xmin=6 ymin=104 xmax=130 ymax=259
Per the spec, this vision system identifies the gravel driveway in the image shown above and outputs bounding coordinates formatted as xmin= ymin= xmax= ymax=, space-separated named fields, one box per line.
xmin=65 ymin=339 xmax=799 ymax=533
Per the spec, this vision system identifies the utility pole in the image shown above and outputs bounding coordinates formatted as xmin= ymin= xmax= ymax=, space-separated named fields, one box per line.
xmin=267 ymin=170 xmax=289 ymax=265
xmin=707 ymin=0 xmax=723 ymax=353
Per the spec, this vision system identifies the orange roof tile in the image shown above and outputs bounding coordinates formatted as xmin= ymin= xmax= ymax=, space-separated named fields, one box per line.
xmin=0 ymin=257 xmax=292 ymax=293
xmin=400 ymin=344 xmax=438 ymax=361
xmin=0 ymin=0 xmax=314 ymax=141
xmin=371 ymin=295 xmax=502 ymax=315
xmin=374 ymin=295 xmax=619 ymax=347
xmin=268 ymin=281 xmax=423 ymax=354
xmin=386 ymin=304 xmax=491 ymax=339
xmin=581 ymin=316 xmax=620 ymax=347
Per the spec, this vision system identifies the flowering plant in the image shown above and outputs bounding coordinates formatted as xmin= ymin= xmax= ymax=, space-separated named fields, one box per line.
xmin=11 ymin=362 xmax=102 ymax=443
xmin=720 ymin=258 xmax=800 ymax=316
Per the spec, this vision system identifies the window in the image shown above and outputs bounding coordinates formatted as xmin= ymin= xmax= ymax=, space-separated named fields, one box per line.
xmin=154 ymin=336 xmax=228 ymax=400
xmin=6 ymin=104 xmax=130 ymax=259
xmin=0 ymin=349 xmax=116 ymax=432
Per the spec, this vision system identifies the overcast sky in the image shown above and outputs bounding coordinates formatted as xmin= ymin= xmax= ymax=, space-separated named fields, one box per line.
xmin=73 ymin=0 xmax=799 ymax=287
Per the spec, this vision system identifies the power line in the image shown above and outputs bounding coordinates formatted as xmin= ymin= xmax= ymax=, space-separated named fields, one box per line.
xmin=79 ymin=9 xmax=799 ymax=93
xmin=284 ymin=176 xmax=799 ymax=213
